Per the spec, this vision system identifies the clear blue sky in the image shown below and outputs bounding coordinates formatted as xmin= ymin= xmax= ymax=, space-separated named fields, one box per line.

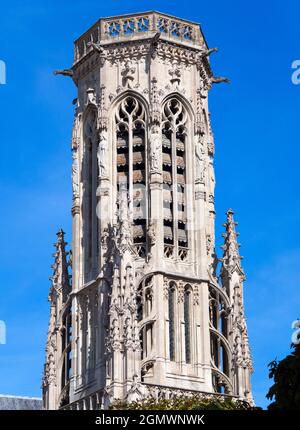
xmin=0 ymin=0 xmax=300 ymax=409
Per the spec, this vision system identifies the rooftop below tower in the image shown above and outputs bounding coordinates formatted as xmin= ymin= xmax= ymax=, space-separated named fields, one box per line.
xmin=74 ymin=11 xmax=207 ymax=64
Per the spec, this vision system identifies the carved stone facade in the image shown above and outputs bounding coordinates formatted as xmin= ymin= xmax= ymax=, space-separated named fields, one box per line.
xmin=43 ymin=11 xmax=253 ymax=410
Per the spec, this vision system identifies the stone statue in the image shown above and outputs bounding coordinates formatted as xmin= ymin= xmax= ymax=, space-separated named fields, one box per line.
xmin=148 ymin=219 xmax=157 ymax=246
xmin=97 ymin=133 xmax=107 ymax=178
xmin=195 ymin=139 xmax=206 ymax=182
xmin=209 ymin=158 xmax=215 ymax=193
xmin=72 ymin=150 xmax=79 ymax=198
xmin=121 ymin=60 xmax=136 ymax=87
xmin=86 ymin=87 xmax=96 ymax=105
xmin=150 ymin=125 xmax=161 ymax=172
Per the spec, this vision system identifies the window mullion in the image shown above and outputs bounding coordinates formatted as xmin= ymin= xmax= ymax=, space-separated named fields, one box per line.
xmin=128 ymin=117 xmax=133 ymax=219
xmin=172 ymin=124 xmax=178 ymax=258
xmin=145 ymin=124 xmax=149 ymax=255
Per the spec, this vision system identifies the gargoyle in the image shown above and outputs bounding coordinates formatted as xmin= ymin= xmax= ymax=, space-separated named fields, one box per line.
xmin=151 ymin=32 xmax=161 ymax=45
xmin=211 ymin=76 xmax=230 ymax=84
xmin=150 ymin=32 xmax=161 ymax=59
xmin=53 ymin=69 xmax=73 ymax=77
xmin=201 ymin=47 xmax=218 ymax=58
xmin=87 ymin=41 xmax=104 ymax=54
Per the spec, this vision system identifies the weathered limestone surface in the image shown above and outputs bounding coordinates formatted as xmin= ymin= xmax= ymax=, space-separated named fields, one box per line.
xmin=43 ymin=11 xmax=253 ymax=410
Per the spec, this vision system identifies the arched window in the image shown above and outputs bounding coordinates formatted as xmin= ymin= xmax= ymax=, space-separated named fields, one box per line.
xmin=168 ymin=282 xmax=176 ymax=361
xmin=220 ymin=343 xmax=229 ymax=376
xmin=137 ymin=276 xmax=153 ymax=322
xmin=210 ymin=333 xmax=219 ymax=368
xmin=97 ymin=280 xmax=110 ymax=368
xmin=220 ymin=304 xmax=228 ymax=339
xmin=137 ymin=276 xmax=154 ymax=361
xmin=61 ymin=306 xmax=72 ymax=391
xmin=145 ymin=286 xmax=153 ymax=317
xmin=209 ymin=286 xmax=231 ymax=393
xmin=209 ymin=293 xmax=218 ymax=330
xmin=184 ymin=287 xmax=191 ymax=363
xmin=83 ymin=109 xmax=98 ymax=279
xmin=162 ymin=98 xmax=188 ymax=261
xmin=115 ymin=96 xmax=148 ymax=258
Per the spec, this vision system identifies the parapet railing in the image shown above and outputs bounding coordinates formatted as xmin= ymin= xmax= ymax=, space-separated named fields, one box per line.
xmin=74 ymin=11 xmax=202 ymax=63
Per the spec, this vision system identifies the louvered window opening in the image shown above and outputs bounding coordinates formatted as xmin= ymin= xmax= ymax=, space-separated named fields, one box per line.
xmin=116 ymin=97 xmax=148 ymax=258
xmin=162 ymin=99 xmax=188 ymax=261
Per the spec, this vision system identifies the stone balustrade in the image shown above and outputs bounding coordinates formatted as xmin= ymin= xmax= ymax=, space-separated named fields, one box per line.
xmin=74 ymin=11 xmax=203 ymax=63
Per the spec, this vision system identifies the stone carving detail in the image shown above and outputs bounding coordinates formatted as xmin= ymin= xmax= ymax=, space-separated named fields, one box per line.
xmin=101 ymin=13 xmax=196 ymax=42
xmin=43 ymin=230 xmax=71 ymax=394
xmin=72 ymin=150 xmax=79 ymax=199
xmin=195 ymin=87 xmax=205 ymax=135
xmin=43 ymin=312 xmax=57 ymax=387
xmin=107 ymin=318 xmax=121 ymax=352
xmin=71 ymin=112 xmax=80 ymax=201
xmin=209 ymin=158 xmax=215 ymax=194
xmin=74 ymin=13 xmax=203 ymax=63
xmin=150 ymin=77 xmax=161 ymax=125
xmin=195 ymin=137 xmax=206 ymax=183
xmin=147 ymin=219 xmax=157 ymax=247
xmin=177 ymin=281 xmax=185 ymax=303
xmin=71 ymin=108 xmax=80 ymax=151
xmin=217 ymin=210 xmax=253 ymax=401
xmin=157 ymin=16 xmax=194 ymax=41
xmin=193 ymin=285 xmax=200 ymax=305
xmin=97 ymin=132 xmax=108 ymax=179
xmin=98 ymin=84 xmax=108 ymax=131
xmin=86 ymin=87 xmax=96 ymax=106
xmin=100 ymin=227 xmax=109 ymax=249
xmin=105 ymin=15 xmax=150 ymax=39
xmin=121 ymin=59 xmax=136 ymax=87
xmin=149 ymin=32 xmax=161 ymax=59
xmin=163 ymin=278 xmax=169 ymax=300
xmin=196 ymin=53 xmax=213 ymax=92
xmin=208 ymin=141 xmax=215 ymax=157
xmin=168 ymin=61 xmax=181 ymax=86
xmin=150 ymin=125 xmax=161 ymax=173
xmin=231 ymin=285 xmax=253 ymax=372
xmin=220 ymin=209 xmax=244 ymax=276
xmin=206 ymin=234 xmax=212 ymax=255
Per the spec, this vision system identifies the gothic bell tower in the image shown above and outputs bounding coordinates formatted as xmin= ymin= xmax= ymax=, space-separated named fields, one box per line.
xmin=43 ymin=11 xmax=253 ymax=409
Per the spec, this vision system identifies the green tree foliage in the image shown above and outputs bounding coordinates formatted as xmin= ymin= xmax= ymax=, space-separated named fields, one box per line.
xmin=110 ymin=395 xmax=252 ymax=410
xmin=267 ymin=344 xmax=300 ymax=410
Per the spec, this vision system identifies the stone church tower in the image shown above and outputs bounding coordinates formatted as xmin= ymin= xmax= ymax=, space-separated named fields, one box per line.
xmin=43 ymin=11 xmax=253 ymax=409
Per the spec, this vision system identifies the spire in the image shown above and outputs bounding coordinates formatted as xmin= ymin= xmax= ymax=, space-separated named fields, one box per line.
xmin=220 ymin=210 xmax=253 ymax=400
xmin=49 ymin=229 xmax=71 ymax=304
xmin=220 ymin=209 xmax=244 ymax=279
xmin=44 ymin=228 xmax=70 ymax=396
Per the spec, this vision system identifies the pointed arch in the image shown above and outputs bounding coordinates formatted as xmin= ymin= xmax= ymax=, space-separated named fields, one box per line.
xmin=168 ymin=281 xmax=177 ymax=361
xmin=161 ymin=92 xmax=195 ymax=119
xmin=112 ymin=92 xmax=150 ymax=258
xmin=82 ymin=106 xmax=98 ymax=281
xmin=161 ymin=95 xmax=193 ymax=262
xmin=137 ymin=275 xmax=154 ymax=367
xmin=184 ymin=284 xmax=192 ymax=363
